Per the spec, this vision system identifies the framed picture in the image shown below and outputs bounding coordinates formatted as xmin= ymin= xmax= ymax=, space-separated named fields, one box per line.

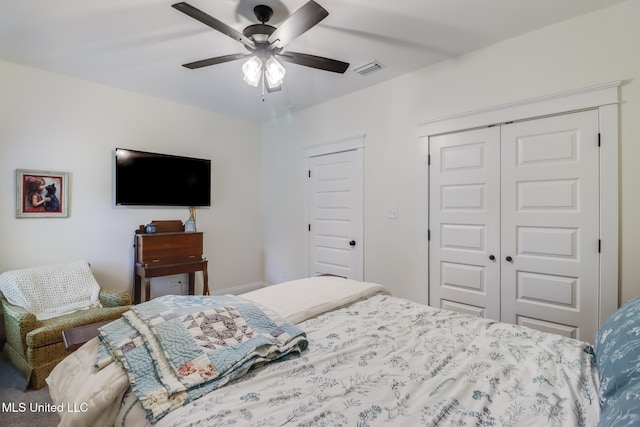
xmin=16 ymin=169 xmax=69 ymax=218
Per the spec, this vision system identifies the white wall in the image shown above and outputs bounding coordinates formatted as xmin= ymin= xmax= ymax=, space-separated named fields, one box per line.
xmin=0 ymin=61 xmax=263 ymax=295
xmin=2 ymin=1 xmax=637 ymax=308
xmin=261 ymin=0 xmax=640 ymax=305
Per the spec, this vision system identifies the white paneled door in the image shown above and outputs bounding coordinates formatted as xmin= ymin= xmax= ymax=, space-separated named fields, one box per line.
xmin=308 ymin=149 xmax=363 ymax=280
xmin=500 ymin=110 xmax=600 ymax=340
xmin=430 ymin=109 xmax=601 ymax=342
xmin=429 ymin=127 xmax=502 ymax=320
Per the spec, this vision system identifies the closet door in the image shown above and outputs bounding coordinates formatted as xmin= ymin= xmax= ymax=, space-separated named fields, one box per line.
xmin=429 ymin=127 xmax=501 ymax=319
xmin=500 ymin=110 xmax=600 ymax=341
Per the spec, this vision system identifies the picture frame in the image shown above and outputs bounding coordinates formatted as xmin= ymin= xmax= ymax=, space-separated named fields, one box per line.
xmin=16 ymin=169 xmax=69 ymax=218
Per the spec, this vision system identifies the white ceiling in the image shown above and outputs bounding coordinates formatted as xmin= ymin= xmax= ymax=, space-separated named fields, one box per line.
xmin=0 ymin=0 xmax=627 ymax=122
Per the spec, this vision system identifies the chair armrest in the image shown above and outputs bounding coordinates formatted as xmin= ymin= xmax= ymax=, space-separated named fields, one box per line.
xmin=1 ymin=298 xmax=38 ymax=353
xmin=99 ymin=289 xmax=132 ymax=308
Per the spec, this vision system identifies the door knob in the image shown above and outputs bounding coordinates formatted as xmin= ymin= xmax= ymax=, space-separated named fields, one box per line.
xmin=505 ymin=256 xmax=513 ymax=262
xmin=349 ymin=240 xmax=356 ymax=247
xmin=489 ymin=255 xmax=495 ymax=261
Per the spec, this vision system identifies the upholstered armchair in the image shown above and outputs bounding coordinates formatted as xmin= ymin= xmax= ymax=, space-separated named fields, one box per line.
xmin=0 ymin=261 xmax=131 ymax=389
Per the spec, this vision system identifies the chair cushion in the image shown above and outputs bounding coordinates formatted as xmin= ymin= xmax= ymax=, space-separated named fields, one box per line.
xmin=0 ymin=261 xmax=102 ymax=320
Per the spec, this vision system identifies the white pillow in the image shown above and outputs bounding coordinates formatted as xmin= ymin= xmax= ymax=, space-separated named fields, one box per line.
xmin=0 ymin=260 xmax=102 ymax=320
xmin=240 ymin=276 xmax=390 ymax=324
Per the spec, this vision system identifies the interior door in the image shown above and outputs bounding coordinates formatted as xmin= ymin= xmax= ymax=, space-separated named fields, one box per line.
xmin=308 ymin=149 xmax=363 ymax=280
xmin=429 ymin=127 xmax=501 ymax=319
xmin=500 ymin=110 xmax=600 ymax=340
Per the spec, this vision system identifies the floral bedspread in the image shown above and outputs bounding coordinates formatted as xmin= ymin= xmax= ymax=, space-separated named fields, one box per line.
xmin=115 ymin=294 xmax=600 ymax=426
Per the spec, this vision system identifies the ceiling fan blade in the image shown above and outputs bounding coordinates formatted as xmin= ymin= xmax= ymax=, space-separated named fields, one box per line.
xmin=182 ymin=53 xmax=251 ymax=69
xmin=267 ymin=0 xmax=328 ymax=48
xmin=172 ymin=2 xmax=255 ymax=49
xmin=277 ymin=51 xmax=349 ymax=73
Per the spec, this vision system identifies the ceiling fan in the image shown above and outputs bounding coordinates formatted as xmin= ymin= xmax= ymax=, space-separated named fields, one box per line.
xmin=172 ymin=1 xmax=349 ymax=94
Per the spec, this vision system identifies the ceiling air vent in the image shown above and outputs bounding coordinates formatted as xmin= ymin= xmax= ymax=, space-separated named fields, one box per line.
xmin=353 ymin=60 xmax=384 ymax=76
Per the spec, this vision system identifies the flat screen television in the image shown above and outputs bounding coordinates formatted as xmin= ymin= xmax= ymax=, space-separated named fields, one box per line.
xmin=115 ymin=148 xmax=211 ymax=206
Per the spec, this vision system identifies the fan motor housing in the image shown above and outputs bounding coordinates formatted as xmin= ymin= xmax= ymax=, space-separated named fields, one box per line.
xmin=244 ymin=4 xmax=275 ymax=43
xmin=243 ymin=23 xmax=276 ymax=42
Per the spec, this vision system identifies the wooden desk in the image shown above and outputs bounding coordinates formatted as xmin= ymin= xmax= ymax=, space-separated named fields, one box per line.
xmin=134 ymin=258 xmax=209 ymax=304
xmin=133 ymin=221 xmax=209 ymax=304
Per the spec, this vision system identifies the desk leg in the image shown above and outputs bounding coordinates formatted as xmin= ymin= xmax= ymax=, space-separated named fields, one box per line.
xmin=203 ymin=266 xmax=209 ymax=296
xmin=144 ymin=278 xmax=151 ymax=302
xmin=188 ymin=272 xmax=195 ymax=296
xmin=134 ymin=273 xmax=142 ymax=304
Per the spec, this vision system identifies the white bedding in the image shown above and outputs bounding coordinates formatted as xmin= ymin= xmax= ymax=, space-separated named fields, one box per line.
xmin=47 ymin=277 xmax=600 ymax=426
xmin=47 ymin=277 xmax=388 ymax=427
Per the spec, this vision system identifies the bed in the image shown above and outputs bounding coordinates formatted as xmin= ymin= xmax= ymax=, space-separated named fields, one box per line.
xmin=46 ymin=276 xmax=640 ymax=427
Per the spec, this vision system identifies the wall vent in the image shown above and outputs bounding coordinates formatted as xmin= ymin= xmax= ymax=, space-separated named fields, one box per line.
xmin=353 ymin=60 xmax=384 ymax=76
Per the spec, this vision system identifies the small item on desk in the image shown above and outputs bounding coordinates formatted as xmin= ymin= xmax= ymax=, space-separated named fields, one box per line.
xmin=184 ymin=207 xmax=197 ymax=232
xmin=145 ymin=223 xmax=157 ymax=234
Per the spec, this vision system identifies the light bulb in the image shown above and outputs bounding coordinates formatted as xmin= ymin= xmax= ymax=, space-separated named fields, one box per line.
xmin=242 ymin=56 xmax=262 ymax=87
xmin=265 ymin=57 xmax=286 ymax=89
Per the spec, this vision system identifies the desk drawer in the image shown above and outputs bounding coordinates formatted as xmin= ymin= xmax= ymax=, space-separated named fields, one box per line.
xmin=136 ymin=232 xmax=203 ymax=264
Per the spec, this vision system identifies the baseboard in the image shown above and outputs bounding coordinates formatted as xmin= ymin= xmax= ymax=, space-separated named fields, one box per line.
xmin=209 ymin=282 xmax=268 ymax=296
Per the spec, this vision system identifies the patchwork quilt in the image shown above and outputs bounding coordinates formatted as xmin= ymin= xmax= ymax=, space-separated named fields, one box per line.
xmin=97 ymin=294 xmax=307 ymax=423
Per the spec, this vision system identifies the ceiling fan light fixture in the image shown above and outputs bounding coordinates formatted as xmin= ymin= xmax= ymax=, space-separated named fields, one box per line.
xmin=265 ymin=57 xmax=286 ymax=88
xmin=242 ymin=56 xmax=263 ymax=87
xmin=173 ymin=1 xmax=349 ymax=95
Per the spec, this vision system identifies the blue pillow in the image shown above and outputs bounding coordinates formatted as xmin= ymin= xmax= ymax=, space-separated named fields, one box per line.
xmin=595 ymin=294 xmax=640 ymax=408
xmin=598 ymin=380 xmax=640 ymax=427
